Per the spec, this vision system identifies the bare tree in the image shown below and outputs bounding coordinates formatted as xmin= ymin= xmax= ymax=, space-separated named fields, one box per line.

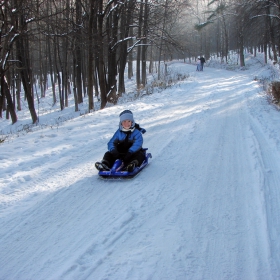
xmin=16 ymin=1 xmax=39 ymax=123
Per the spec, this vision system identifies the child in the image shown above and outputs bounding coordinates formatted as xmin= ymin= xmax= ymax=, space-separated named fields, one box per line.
xmin=95 ymin=110 xmax=146 ymax=172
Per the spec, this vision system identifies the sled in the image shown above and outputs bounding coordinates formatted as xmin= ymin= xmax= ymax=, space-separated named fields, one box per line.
xmin=98 ymin=149 xmax=152 ymax=179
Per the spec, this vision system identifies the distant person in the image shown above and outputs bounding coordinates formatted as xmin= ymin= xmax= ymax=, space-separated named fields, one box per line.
xmin=199 ymin=56 xmax=205 ymax=71
xmin=95 ymin=110 xmax=146 ymax=172
xmin=196 ymin=58 xmax=201 ymax=71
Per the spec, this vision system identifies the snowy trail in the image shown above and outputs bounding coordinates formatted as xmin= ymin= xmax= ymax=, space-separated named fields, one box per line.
xmin=1 ymin=63 xmax=280 ymax=279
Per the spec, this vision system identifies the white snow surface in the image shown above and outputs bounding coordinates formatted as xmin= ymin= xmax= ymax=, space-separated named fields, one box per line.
xmin=1 ymin=55 xmax=280 ymax=279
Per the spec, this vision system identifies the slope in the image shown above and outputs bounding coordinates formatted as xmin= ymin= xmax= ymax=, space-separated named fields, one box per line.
xmin=1 ymin=61 xmax=280 ymax=279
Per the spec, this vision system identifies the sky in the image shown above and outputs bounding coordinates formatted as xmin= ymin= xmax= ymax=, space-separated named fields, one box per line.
xmin=1 ymin=54 xmax=280 ymax=279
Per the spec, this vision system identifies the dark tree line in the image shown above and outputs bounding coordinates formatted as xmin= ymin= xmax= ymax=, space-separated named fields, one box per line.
xmin=1 ymin=0 xmax=280 ymax=124
xmin=0 ymin=0 xmax=187 ymax=124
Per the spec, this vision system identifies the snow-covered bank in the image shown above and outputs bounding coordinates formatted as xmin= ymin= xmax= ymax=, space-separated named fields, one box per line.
xmin=1 ymin=57 xmax=280 ymax=279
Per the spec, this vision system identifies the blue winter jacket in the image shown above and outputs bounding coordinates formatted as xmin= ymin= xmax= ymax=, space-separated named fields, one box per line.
xmin=108 ymin=128 xmax=143 ymax=154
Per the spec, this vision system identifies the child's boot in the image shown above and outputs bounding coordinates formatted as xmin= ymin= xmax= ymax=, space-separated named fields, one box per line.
xmin=126 ymin=160 xmax=138 ymax=172
xmin=95 ymin=160 xmax=110 ymax=171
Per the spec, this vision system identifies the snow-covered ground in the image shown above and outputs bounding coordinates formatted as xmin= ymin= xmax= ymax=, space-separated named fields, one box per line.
xmin=1 ymin=54 xmax=280 ymax=279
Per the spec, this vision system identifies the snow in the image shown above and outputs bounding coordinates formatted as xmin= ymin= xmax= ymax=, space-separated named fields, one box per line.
xmin=1 ymin=54 xmax=280 ymax=279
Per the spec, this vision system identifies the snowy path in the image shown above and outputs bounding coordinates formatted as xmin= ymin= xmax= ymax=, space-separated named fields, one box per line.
xmin=1 ymin=63 xmax=280 ymax=279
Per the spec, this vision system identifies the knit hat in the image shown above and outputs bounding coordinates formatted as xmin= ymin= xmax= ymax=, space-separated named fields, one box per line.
xmin=119 ymin=110 xmax=135 ymax=128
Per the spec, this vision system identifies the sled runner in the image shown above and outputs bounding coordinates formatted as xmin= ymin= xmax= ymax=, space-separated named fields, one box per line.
xmin=98 ymin=149 xmax=152 ymax=179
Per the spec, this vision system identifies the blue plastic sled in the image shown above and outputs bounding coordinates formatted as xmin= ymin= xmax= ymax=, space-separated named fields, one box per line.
xmin=98 ymin=148 xmax=152 ymax=179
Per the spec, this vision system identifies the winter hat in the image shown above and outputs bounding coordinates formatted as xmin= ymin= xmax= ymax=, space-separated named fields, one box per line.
xmin=119 ymin=110 xmax=135 ymax=128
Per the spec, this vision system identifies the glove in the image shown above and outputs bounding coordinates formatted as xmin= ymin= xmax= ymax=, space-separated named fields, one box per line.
xmin=110 ymin=148 xmax=120 ymax=158
xmin=135 ymin=123 xmax=146 ymax=134
xmin=140 ymin=127 xmax=146 ymax=134
xmin=123 ymin=151 xmax=133 ymax=163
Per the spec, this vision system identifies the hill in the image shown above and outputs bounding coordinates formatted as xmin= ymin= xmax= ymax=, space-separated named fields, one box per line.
xmin=1 ymin=55 xmax=280 ymax=279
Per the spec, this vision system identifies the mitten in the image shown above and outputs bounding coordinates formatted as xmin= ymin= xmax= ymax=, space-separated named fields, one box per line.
xmin=135 ymin=123 xmax=146 ymax=134
xmin=110 ymin=148 xmax=120 ymax=157
xmin=139 ymin=127 xmax=146 ymax=134
xmin=123 ymin=151 xmax=133 ymax=163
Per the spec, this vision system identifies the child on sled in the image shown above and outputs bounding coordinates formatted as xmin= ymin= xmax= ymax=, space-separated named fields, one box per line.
xmin=95 ymin=110 xmax=146 ymax=172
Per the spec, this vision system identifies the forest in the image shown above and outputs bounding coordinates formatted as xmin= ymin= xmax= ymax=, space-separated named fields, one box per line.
xmin=0 ymin=0 xmax=279 ymax=124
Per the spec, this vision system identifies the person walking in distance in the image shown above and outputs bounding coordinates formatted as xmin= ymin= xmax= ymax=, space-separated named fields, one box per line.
xmin=199 ymin=56 xmax=205 ymax=71
xmin=196 ymin=58 xmax=201 ymax=71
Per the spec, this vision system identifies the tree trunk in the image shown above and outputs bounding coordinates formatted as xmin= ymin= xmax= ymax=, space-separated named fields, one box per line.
xmin=141 ymin=0 xmax=149 ymax=87
xmin=106 ymin=0 xmax=118 ymax=104
xmin=45 ymin=1 xmax=56 ymax=106
xmin=158 ymin=0 xmax=168 ymax=80
xmin=222 ymin=15 xmax=228 ymax=62
xmin=265 ymin=1 xmax=278 ymax=63
xmin=75 ymin=0 xmax=83 ymax=104
xmin=97 ymin=0 xmax=108 ymax=109
xmin=118 ymin=46 xmax=127 ymax=95
xmin=93 ymin=65 xmax=99 ymax=98
xmin=127 ymin=23 xmax=134 ymax=79
xmin=92 ymin=2 xmax=99 ymax=99
xmin=87 ymin=1 xmax=95 ymax=111
xmin=72 ymin=56 xmax=79 ymax=112
xmin=1 ymin=75 xmax=17 ymax=124
xmin=137 ymin=0 xmax=144 ymax=89
xmin=16 ymin=73 xmax=21 ymax=111
xmin=62 ymin=0 xmax=70 ymax=108
xmin=239 ymin=36 xmax=245 ymax=67
xmin=53 ymin=36 xmax=64 ymax=110
xmin=47 ymin=38 xmax=56 ymax=105
xmin=264 ymin=43 xmax=268 ymax=64
xmin=118 ymin=0 xmax=135 ymax=95
xmin=16 ymin=33 xmax=38 ymax=123
xmin=0 ymin=88 xmax=3 ymax=118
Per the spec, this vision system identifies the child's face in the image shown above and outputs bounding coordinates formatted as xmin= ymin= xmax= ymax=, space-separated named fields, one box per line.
xmin=122 ymin=120 xmax=132 ymax=129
